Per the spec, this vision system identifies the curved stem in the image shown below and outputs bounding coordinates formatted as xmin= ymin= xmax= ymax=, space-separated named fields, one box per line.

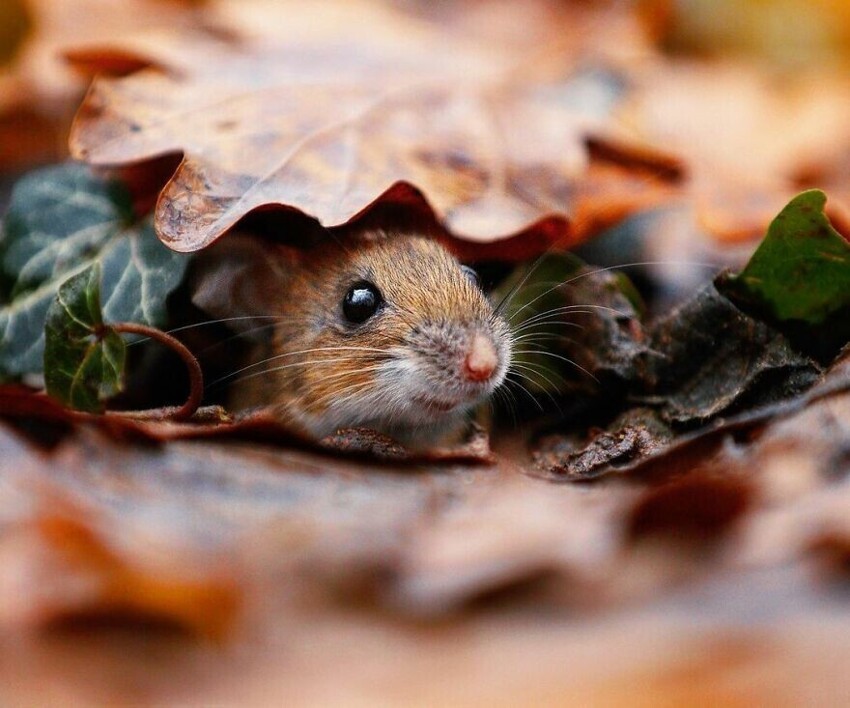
xmin=112 ymin=322 xmax=203 ymax=421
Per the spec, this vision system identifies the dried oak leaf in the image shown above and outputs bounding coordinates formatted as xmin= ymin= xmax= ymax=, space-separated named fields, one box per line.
xmin=0 ymin=0 xmax=211 ymax=171
xmin=69 ymin=0 xmax=681 ymax=258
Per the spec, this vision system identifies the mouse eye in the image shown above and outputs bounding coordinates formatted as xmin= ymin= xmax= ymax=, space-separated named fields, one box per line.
xmin=461 ymin=265 xmax=480 ymax=289
xmin=343 ymin=281 xmax=383 ymax=324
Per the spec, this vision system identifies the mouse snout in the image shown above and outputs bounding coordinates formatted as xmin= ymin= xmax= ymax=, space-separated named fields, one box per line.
xmin=463 ymin=333 xmax=498 ymax=383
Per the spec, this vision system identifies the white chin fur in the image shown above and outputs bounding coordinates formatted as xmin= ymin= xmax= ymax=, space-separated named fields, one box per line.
xmin=295 ymin=350 xmax=506 ymax=446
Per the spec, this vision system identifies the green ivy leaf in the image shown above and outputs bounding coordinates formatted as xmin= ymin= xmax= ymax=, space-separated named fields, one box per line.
xmin=720 ymin=190 xmax=850 ymax=324
xmin=44 ymin=264 xmax=126 ymax=413
xmin=0 ymin=163 xmax=189 ymax=379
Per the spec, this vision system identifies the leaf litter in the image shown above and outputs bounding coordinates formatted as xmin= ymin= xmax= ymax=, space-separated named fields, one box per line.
xmin=3 ymin=0 xmax=850 ymax=704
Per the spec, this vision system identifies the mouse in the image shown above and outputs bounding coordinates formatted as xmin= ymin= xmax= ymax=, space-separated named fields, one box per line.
xmin=190 ymin=230 xmax=513 ymax=448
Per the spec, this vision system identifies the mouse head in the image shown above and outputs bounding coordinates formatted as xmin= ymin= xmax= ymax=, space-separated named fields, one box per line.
xmin=267 ymin=232 xmax=513 ymax=443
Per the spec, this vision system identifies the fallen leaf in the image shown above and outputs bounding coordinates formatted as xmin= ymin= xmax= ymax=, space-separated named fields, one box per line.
xmin=534 ymin=407 xmax=674 ymax=480
xmin=0 ymin=384 xmax=166 ymax=448
xmin=69 ymin=0 xmax=680 ymax=255
xmin=646 ymin=283 xmax=821 ymax=424
xmin=538 ymin=344 xmax=850 ymax=481
xmin=494 ymin=251 xmax=650 ymax=407
xmin=531 ymin=268 xmax=830 ymax=480
xmin=0 ymin=385 xmax=493 ymax=465
xmin=5 ymin=0 xmax=209 ymax=100
xmin=0 ymin=0 xmax=211 ymax=172
xmin=319 ymin=422 xmax=494 ymax=465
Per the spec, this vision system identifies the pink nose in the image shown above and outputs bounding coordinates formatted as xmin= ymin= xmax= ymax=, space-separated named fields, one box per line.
xmin=463 ymin=334 xmax=498 ymax=382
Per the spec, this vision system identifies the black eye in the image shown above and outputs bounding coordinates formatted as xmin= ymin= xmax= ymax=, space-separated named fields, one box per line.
xmin=461 ymin=265 xmax=480 ymax=289
xmin=343 ymin=281 xmax=382 ymax=324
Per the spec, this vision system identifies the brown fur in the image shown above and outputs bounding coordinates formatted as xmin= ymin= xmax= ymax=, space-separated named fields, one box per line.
xmin=195 ymin=231 xmax=510 ymax=445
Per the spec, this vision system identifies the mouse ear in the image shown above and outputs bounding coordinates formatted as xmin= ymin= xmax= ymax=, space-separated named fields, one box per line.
xmin=190 ymin=233 xmax=295 ymax=339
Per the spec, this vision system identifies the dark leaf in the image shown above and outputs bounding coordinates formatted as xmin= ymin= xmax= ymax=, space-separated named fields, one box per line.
xmin=43 ymin=264 xmax=126 ymax=413
xmin=538 ymin=344 xmax=850 ymax=482
xmin=534 ymin=284 xmax=822 ymax=480
xmin=534 ymin=408 xmax=673 ymax=480
xmin=646 ymin=283 xmax=821 ymax=425
xmin=0 ymin=385 xmax=492 ymax=465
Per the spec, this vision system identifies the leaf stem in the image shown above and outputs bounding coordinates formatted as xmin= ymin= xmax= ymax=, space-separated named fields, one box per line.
xmin=113 ymin=322 xmax=203 ymax=421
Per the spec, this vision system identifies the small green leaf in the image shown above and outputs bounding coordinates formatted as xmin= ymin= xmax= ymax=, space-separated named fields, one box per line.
xmin=721 ymin=190 xmax=850 ymax=325
xmin=44 ymin=264 xmax=126 ymax=413
xmin=0 ymin=163 xmax=189 ymax=379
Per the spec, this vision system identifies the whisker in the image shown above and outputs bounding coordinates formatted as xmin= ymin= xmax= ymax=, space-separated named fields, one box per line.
xmin=215 ymin=345 xmax=390 ymax=378
xmin=510 ymin=303 xmax=629 ymax=328
xmin=510 ymin=315 xmax=592 ymax=335
xmin=127 ymin=316 xmax=294 ymax=345
xmin=511 ymin=360 xmax=567 ymax=387
xmin=491 ymin=384 xmax=518 ymax=427
xmin=509 ymin=363 xmax=564 ymax=413
xmin=209 ymin=355 xmax=383 ymax=389
xmin=506 ymin=260 xmax=718 ymax=324
xmin=510 ymin=332 xmax=573 ymax=345
xmin=504 ymin=373 xmax=545 ymax=412
xmin=514 ymin=349 xmax=599 ymax=384
xmin=193 ymin=322 xmax=282 ymax=358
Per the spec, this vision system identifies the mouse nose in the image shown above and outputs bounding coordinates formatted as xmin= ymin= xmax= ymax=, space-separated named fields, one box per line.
xmin=463 ymin=334 xmax=498 ymax=382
